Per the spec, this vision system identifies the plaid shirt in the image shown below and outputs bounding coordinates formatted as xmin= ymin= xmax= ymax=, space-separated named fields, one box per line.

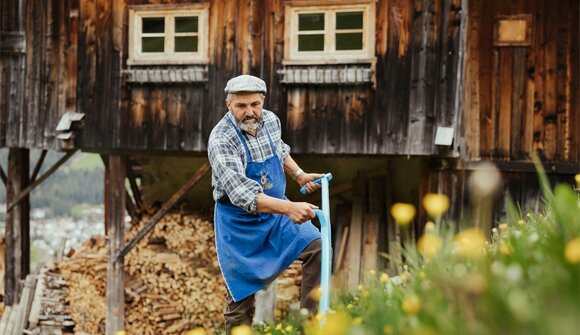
xmin=208 ymin=109 xmax=290 ymax=212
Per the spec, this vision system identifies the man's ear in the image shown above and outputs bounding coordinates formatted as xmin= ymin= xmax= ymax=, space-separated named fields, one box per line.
xmin=225 ymin=99 xmax=231 ymax=111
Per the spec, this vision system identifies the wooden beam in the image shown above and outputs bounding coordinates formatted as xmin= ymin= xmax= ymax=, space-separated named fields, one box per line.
xmin=0 ymin=164 xmax=6 ymax=186
xmin=30 ymin=150 xmax=48 ymax=183
xmin=105 ymin=156 xmax=126 ymax=335
xmin=4 ymin=148 xmax=30 ymax=306
xmin=7 ymin=150 xmax=77 ymax=212
xmin=115 ymin=162 xmax=211 ymax=261
xmin=125 ymin=157 xmax=143 ymax=210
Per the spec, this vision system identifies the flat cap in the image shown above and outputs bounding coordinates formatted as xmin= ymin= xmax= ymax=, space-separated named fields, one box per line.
xmin=224 ymin=75 xmax=267 ymax=94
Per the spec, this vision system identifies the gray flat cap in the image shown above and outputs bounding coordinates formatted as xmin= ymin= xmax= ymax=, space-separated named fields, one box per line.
xmin=224 ymin=75 xmax=267 ymax=94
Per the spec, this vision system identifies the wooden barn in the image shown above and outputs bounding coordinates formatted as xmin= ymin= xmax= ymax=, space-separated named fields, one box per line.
xmin=1 ymin=0 xmax=578 ymax=333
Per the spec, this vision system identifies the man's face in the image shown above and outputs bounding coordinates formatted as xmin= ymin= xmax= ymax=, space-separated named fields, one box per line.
xmin=226 ymin=92 xmax=264 ymax=132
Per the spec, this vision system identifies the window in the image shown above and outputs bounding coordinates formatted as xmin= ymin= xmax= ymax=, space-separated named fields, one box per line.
xmin=285 ymin=3 xmax=375 ymax=63
xmin=128 ymin=5 xmax=209 ymax=65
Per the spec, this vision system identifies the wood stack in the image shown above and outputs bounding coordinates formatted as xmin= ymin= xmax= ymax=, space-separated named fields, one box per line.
xmin=276 ymin=262 xmax=303 ymax=317
xmin=58 ymin=213 xmax=226 ymax=334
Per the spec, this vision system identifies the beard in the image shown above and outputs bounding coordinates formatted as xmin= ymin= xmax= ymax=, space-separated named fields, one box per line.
xmin=237 ymin=115 xmax=263 ymax=132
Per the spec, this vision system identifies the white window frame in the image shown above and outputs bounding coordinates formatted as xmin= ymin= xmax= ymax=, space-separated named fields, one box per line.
xmin=128 ymin=4 xmax=209 ymax=65
xmin=284 ymin=2 xmax=375 ymax=64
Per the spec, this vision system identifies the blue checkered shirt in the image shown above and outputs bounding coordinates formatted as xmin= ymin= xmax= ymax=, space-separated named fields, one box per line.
xmin=208 ymin=110 xmax=291 ymax=213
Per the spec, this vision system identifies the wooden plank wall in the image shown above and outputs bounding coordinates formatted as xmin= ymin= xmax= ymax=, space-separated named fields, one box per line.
xmin=463 ymin=0 xmax=579 ymax=162
xmin=71 ymin=0 xmax=465 ymax=155
xmin=0 ymin=0 xmax=78 ymax=150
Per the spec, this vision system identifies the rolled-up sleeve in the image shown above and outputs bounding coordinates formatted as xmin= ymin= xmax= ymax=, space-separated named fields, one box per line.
xmin=208 ymin=135 xmax=262 ymax=212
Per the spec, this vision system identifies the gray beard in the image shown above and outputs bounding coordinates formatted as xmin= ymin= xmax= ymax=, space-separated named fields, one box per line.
xmin=237 ymin=117 xmax=262 ymax=132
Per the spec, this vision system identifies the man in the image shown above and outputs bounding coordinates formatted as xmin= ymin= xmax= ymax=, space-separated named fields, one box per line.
xmin=208 ymin=75 xmax=322 ymax=332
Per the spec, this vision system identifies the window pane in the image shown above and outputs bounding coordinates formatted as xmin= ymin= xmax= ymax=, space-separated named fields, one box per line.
xmin=142 ymin=37 xmax=164 ymax=52
xmin=175 ymin=16 xmax=198 ymax=33
xmin=175 ymin=36 xmax=198 ymax=52
xmin=298 ymin=34 xmax=324 ymax=51
xmin=298 ymin=13 xmax=324 ymax=31
xmin=336 ymin=11 xmax=363 ymax=30
xmin=336 ymin=32 xmax=363 ymax=50
xmin=142 ymin=17 xmax=165 ymax=33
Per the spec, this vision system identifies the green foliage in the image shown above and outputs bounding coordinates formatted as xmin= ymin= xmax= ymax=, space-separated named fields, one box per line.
xmin=256 ymin=172 xmax=580 ymax=335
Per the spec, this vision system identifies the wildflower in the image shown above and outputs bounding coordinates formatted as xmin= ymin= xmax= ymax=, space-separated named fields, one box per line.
xmin=565 ymin=237 xmax=580 ymax=263
xmin=320 ymin=311 xmax=350 ymax=335
xmin=310 ymin=286 xmax=322 ymax=301
xmin=454 ymin=228 xmax=486 ymax=258
xmin=362 ymin=290 xmax=370 ymax=298
xmin=424 ymin=221 xmax=436 ymax=233
xmin=418 ymin=234 xmax=443 ymax=259
xmin=186 ymin=328 xmax=207 ymax=335
xmin=464 ymin=273 xmax=487 ymax=294
xmin=285 ymin=325 xmax=293 ymax=332
xmin=353 ymin=317 xmax=363 ymax=325
xmin=369 ymin=269 xmax=376 ymax=276
xmin=422 ymin=193 xmax=449 ymax=217
xmin=380 ymin=273 xmax=390 ymax=283
xmin=275 ymin=324 xmax=282 ymax=331
xmin=402 ymin=295 xmax=421 ymax=314
xmin=346 ymin=303 xmax=353 ymax=309
xmin=391 ymin=203 xmax=416 ymax=225
xmin=419 ymin=271 xmax=426 ymax=279
xmin=575 ymin=174 xmax=580 ymax=188
xmin=499 ymin=243 xmax=511 ymax=255
xmin=498 ymin=223 xmax=507 ymax=231
xmin=116 ymin=332 xmax=126 ymax=335
xmin=357 ymin=284 xmax=364 ymax=291
xmin=232 ymin=324 xmax=252 ymax=335
xmin=517 ymin=219 xmax=524 ymax=225
xmin=383 ymin=325 xmax=394 ymax=334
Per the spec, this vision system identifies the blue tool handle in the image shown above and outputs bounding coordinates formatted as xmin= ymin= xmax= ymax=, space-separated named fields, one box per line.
xmin=314 ymin=209 xmax=331 ymax=315
xmin=299 ymin=173 xmax=333 ymax=195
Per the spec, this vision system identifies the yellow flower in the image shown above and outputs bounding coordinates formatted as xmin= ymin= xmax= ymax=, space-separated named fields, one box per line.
xmin=186 ymin=328 xmax=207 ymax=335
xmin=517 ymin=219 xmax=524 ymax=225
xmin=565 ymin=237 xmax=580 ymax=263
xmin=383 ymin=325 xmax=394 ymax=334
xmin=320 ymin=311 xmax=350 ymax=335
xmin=402 ymin=295 xmax=421 ymax=314
xmin=575 ymin=174 xmax=580 ymax=188
xmin=454 ymin=228 xmax=486 ymax=258
xmin=464 ymin=273 xmax=487 ymax=294
xmin=310 ymin=286 xmax=322 ymax=301
xmin=353 ymin=317 xmax=363 ymax=325
xmin=357 ymin=284 xmax=364 ymax=291
xmin=424 ymin=221 xmax=436 ymax=233
xmin=115 ymin=332 xmax=126 ymax=335
xmin=499 ymin=243 xmax=511 ymax=255
xmin=498 ymin=223 xmax=508 ymax=231
xmin=369 ymin=269 xmax=376 ymax=276
xmin=285 ymin=325 xmax=293 ymax=332
xmin=380 ymin=273 xmax=390 ymax=283
xmin=418 ymin=234 xmax=443 ymax=259
xmin=362 ymin=290 xmax=370 ymax=298
xmin=422 ymin=193 xmax=450 ymax=217
xmin=391 ymin=203 xmax=416 ymax=225
xmin=232 ymin=324 xmax=252 ymax=335
xmin=275 ymin=324 xmax=282 ymax=331
xmin=347 ymin=303 xmax=353 ymax=309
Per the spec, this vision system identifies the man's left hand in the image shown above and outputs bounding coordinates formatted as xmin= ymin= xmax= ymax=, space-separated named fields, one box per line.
xmin=297 ymin=173 xmax=324 ymax=194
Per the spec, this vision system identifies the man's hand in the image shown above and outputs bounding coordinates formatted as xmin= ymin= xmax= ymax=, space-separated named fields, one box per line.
xmin=285 ymin=201 xmax=318 ymax=224
xmin=297 ymin=173 xmax=324 ymax=194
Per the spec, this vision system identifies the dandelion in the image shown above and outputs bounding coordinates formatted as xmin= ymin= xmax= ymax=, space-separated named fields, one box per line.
xmin=285 ymin=325 xmax=293 ymax=332
xmin=346 ymin=303 xmax=354 ymax=309
xmin=231 ymin=324 xmax=252 ymax=335
xmin=575 ymin=174 xmax=580 ymax=188
xmin=454 ymin=228 xmax=486 ymax=258
xmin=391 ymin=203 xmax=416 ymax=225
xmin=310 ymin=286 xmax=322 ymax=301
xmin=418 ymin=234 xmax=443 ymax=259
xmin=424 ymin=221 xmax=436 ymax=232
xmin=402 ymin=294 xmax=421 ymax=314
xmin=565 ymin=237 xmax=580 ymax=263
xmin=422 ymin=193 xmax=450 ymax=217
xmin=275 ymin=324 xmax=282 ymax=331
xmin=517 ymin=219 xmax=524 ymax=225
xmin=116 ymin=332 xmax=126 ymax=335
xmin=380 ymin=273 xmax=390 ymax=283
xmin=319 ymin=311 xmax=350 ymax=335
xmin=186 ymin=328 xmax=207 ymax=335
xmin=369 ymin=269 xmax=376 ymax=276
xmin=499 ymin=243 xmax=511 ymax=255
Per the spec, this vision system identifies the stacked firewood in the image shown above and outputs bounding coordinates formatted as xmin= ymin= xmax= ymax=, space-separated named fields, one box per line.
xmin=58 ymin=213 xmax=226 ymax=335
xmin=276 ymin=262 xmax=303 ymax=317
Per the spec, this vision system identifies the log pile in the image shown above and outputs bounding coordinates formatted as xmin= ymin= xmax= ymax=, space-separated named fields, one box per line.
xmin=58 ymin=213 xmax=226 ymax=335
xmin=276 ymin=262 xmax=303 ymax=317
xmin=32 ymin=265 xmax=75 ymax=330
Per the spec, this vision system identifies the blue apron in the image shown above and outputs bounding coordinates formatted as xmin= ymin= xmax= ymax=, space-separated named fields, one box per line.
xmin=214 ymin=118 xmax=321 ymax=302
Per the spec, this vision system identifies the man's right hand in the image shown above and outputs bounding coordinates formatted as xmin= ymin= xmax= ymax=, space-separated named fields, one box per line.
xmin=285 ymin=202 xmax=318 ymax=224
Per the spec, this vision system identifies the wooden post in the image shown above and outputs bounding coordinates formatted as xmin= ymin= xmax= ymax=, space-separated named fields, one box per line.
xmin=105 ymin=155 xmax=126 ymax=334
xmin=4 ymin=148 xmax=30 ymax=305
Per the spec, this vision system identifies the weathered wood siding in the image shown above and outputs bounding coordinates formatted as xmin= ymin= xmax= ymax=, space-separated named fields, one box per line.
xmin=463 ymin=0 xmax=579 ymax=162
xmin=0 ymin=0 xmax=78 ymax=150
